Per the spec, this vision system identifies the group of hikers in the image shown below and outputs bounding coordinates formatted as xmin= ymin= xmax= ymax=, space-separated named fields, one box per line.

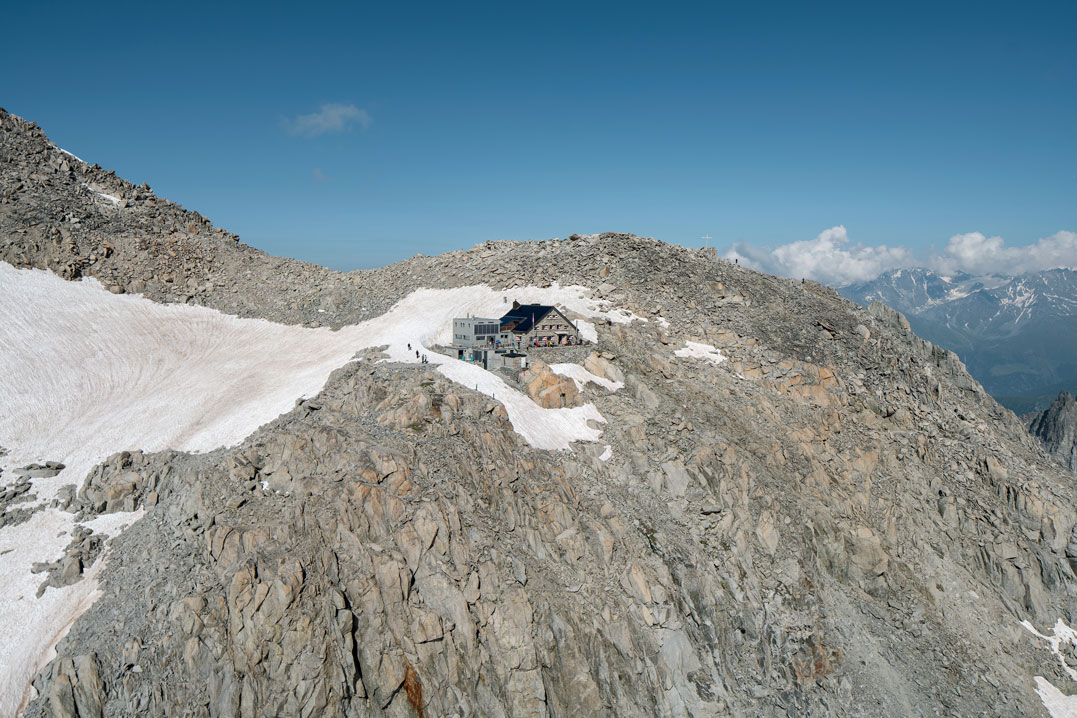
xmin=407 ymin=343 xmax=429 ymax=364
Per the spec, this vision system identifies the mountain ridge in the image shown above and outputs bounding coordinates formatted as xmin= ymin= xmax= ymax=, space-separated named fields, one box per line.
xmin=1026 ymin=391 xmax=1077 ymax=473
xmin=4 ymin=109 xmax=1077 ymax=717
xmin=840 ymin=266 xmax=1077 ymax=411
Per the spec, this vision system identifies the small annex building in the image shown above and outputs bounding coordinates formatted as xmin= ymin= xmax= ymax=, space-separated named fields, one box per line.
xmin=500 ymin=301 xmax=582 ymax=348
xmin=450 ymin=316 xmax=521 ymax=368
xmin=452 ymin=317 xmax=512 ymax=348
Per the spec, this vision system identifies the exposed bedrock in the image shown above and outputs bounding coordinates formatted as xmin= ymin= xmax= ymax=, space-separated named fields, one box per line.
xmin=1026 ymin=391 xmax=1077 ymax=473
xmin=4 ymin=107 xmax=1077 ymax=717
xmin=22 ymin=304 xmax=1077 ymax=717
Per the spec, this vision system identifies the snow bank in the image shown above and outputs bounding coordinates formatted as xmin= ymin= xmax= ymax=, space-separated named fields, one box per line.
xmin=0 ymin=267 xmax=638 ymax=481
xmin=1033 ymin=678 xmax=1077 ymax=718
xmin=57 ymin=147 xmax=85 ymax=164
xmin=674 ymin=341 xmax=727 ymax=365
xmin=549 ymin=363 xmax=624 ymax=392
xmin=80 ymin=182 xmax=120 ymax=206
xmin=1022 ymin=619 xmax=1077 ymax=717
xmin=0 ymin=264 xmax=644 ymax=714
xmin=0 ymin=265 xmax=384 ymax=716
xmin=437 ymin=359 xmax=605 ymax=449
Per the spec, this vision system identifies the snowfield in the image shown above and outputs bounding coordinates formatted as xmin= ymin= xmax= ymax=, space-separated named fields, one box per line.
xmin=549 ymin=362 xmax=624 ymax=392
xmin=1023 ymin=619 xmax=1077 ymax=717
xmin=0 ymin=263 xmax=643 ymax=716
xmin=674 ymin=341 xmax=727 ymax=365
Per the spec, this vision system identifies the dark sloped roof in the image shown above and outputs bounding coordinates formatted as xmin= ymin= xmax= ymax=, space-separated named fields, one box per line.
xmin=499 ymin=304 xmax=555 ymax=333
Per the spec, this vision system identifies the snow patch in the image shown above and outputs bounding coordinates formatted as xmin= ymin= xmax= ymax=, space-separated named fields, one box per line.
xmin=0 ymin=264 xmax=644 ymax=715
xmin=57 ymin=147 xmax=84 ymax=164
xmin=1022 ymin=619 xmax=1077 ymax=717
xmin=1034 ymin=678 xmax=1077 ymax=718
xmin=81 ymin=182 xmax=121 ymax=206
xmin=599 ymin=445 xmax=613 ymax=462
xmin=0 ymin=507 xmax=142 ymax=717
xmin=81 ymin=509 xmax=145 ymax=538
xmin=674 ymin=341 xmax=727 ymax=366
xmin=549 ymin=363 xmax=624 ymax=392
xmin=435 ymin=358 xmax=606 ymax=450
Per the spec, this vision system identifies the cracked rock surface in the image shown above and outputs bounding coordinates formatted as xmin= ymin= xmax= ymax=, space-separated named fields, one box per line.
xmin=1026 ymin=391 xmax=1077 ymax=473
xmin=5 ymin=108 xmax=1077 ymax=717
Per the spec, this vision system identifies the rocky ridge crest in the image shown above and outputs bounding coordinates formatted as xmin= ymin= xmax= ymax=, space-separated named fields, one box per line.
xmin=1026 ymin=392 xmax=1077 ymax=472
xmin=4 ymin=110 xmax=1077 ymax=717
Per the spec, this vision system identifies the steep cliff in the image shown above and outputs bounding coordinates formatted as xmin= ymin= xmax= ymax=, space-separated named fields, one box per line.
xmin=1026 ymin=392 xmax=1077 ymax=472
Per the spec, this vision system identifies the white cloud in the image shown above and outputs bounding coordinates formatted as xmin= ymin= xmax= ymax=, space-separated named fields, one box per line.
xmin=725 ymin=226 xmax=915 ymax=285
xmin=286 ymin=103 xmax=371 ymax=136
xmin=724 ymin=227 xmax=1077 ymax=284
xmin=931 ymin=231 xmax=1077 ymax=276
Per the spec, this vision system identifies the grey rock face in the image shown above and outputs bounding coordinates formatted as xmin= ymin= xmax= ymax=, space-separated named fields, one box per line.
xmin=31 ymin=528 xmax=104 ymax=597
xmin=76 ymin=450 xmax=162 ymax=515
xmin=38 ymin=654 xmax=105 ymax=718
xmin=11 ymin=461 xmax=65 ymax=479
xmin=6 ymin=110 xmax=1077 ymax=717
xmin=0 ymin=474 xmax=39 ymax=528
xmin=1026 ymin=391 xmax=1077 ymax=471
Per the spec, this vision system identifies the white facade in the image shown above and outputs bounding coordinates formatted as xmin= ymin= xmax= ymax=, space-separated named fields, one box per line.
xmin=452 ymin=317 xmax=511 ymax=347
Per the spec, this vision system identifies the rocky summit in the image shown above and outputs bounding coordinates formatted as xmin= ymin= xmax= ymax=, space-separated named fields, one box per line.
xmin=1026 ymin=392 xmax=1077 ymax=473
xmin=5 ymin=107 xmax=1077 ymax=718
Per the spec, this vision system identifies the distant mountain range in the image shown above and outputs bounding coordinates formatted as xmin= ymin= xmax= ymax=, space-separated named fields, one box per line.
xmin=840 ymin=267 xmax=1077 ymax=413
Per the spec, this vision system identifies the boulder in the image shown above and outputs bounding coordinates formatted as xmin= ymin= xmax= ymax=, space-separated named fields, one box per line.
xmin=519 ymin=360 xmax=580 ymax=409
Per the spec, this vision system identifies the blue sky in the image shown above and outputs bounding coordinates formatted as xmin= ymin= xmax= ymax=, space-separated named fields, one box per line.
xmin=4 ymin=1 xmax=1075 ymax=275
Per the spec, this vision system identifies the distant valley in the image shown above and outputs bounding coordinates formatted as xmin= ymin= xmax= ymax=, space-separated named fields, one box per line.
xmin=840 ymin=267 xmax=1077 ymax=413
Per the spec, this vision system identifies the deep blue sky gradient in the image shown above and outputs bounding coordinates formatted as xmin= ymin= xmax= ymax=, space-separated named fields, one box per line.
xmin=4 ymin=1 xmax=1075 ymax=269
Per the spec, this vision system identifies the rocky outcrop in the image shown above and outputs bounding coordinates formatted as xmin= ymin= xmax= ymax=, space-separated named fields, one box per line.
xmin=519 ymin=360 xmax=581 ymax=409
xmin=38 ymin=654 xmax=106 ymax=718
xmin=31 ymin=529 xmax=104 ymax=597
xmin=1026 ymin=391 xmax=1077 ymax=471
xmin=0 ymin=474 xmax=38 ymax=529
xmin=76 ymin=451 xmax=162 ymax=515
xmin=6 ymin=110 xmax=1077 ymax=717
xmin=22 ymin=292 xmax=1077 ymax=716
xmin=583 ymin=352 xmax=625 ymax=384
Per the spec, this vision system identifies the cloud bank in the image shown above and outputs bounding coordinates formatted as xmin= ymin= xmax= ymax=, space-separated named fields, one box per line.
xmin=286 ymin=103 xmax=371 ymax=136
xmin=931 ymin=231 xmax=1077 ymax=277
xmin=725 ymin=227 xmax=1077 ymax=285
xmin=727 ymin=226 xmax=914 ymax=285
